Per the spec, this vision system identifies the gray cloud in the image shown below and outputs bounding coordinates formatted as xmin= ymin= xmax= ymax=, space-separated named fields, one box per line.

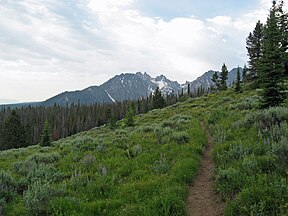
xmin=0 ymin=0 xmax=272 ymax=102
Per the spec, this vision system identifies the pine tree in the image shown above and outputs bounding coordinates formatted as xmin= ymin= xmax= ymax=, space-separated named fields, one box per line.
xmin=211 ymin=71 xmax=220 ymax=91
xmin=107 ymin=108 xmax=117 ymax=129
xmin=259 ymin=0 xmax=286 ymax=108
xmin=124 ymin=106 xmax=134 ymax=127
xmin=40 ymin=120 xmax=52 ymax=146
xmin=246 ymin=20 xmax=264 ymax=82
xmin=1 ymin=110 xmax=27 ymax=150
xmin=278 ymin=0 xmax=288 ymax=76
xmin=220 ymin=63 xmax=228 ymax=90
xmin=153 ymin=87 xmax=165 ymax=109
xmin=187 ymin=83 xmax=191 ymax=96
xmin=235 ymin=66 xmax=241 ymax=93
xmin=242 ymin=64 xmax=248 ymax=83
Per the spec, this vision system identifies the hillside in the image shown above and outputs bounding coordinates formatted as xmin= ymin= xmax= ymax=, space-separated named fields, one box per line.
xmin=1 ymin=86 xmax=288 ymax=215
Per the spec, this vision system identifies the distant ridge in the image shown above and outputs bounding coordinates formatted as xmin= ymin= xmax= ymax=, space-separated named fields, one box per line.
xmin=2 ymin=68 xmax=242 ymax=108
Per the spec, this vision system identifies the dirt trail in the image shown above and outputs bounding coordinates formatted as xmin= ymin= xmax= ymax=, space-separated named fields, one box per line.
xmin=187 ymin=122 xmax=224 ymax=216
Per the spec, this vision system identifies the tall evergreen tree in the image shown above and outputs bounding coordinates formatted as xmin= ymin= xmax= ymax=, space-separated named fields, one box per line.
xmin=246 ymin=20 xmax=264 ymax=82
xmin=220 ymin=63 xmax=228 ymax=90
xmin=1 ymin=110 xmax=27 ymax=150
xmin=40 ymin=120 xmax=52 ymax=147
xmin=187 ymin=83 xmax=191 ymax=96
xmin=153 ymin=87 xmax=165 ymax=109
xmin=124 ymin=106 xmax=135 ymax=127
xmin=106 ymin=108 xmax=116 ymax=129
xmin=211 ymin=71 xmax=220 ymax=91
xmin=235 ymin=66 xmax=241 ymax=93
xmin=278 ymin=0 xmax=288 ymax=76
xmin=242 ymin=64 xmax=248 ymax=83
xmin=259 ymin=0 xmax=286 ymax=108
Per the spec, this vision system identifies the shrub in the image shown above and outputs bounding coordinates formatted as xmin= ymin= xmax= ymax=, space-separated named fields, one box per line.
xmin=130 ymin=145 xmax=142 ymax=158
xmin=232 ymin=97 xmax=259 ymax=110
xmin=72 ymin=136 xmax=95 ymax=149
xmin=173 ymin=114 xmax=191 ymax=121
xmin=137 ymin=124 xmax=159 ymax=133
xmin=215 ymin=168 xmax=244 ymax=197
xmin=113 ymin=137 xmax=129 ymax=150
xmin=170 ymin=131 xmax=190 ymax=144
xmin=24 ymin=181 xmax=56 ymax=215
xmin=208 ymin=110 xmax=227 ymax=125
xmin=244 ymin=107 xmax=288 ymax=129
xmin=0 ymin=171 xmax=17 ymax=202
xmin=13 ymin=152 xmax=60 ymax=175
xmin=25 ymin=164 xmax=64 ymax=184
xmin=81 ymin=154 xmax=96 ymax=170
xmin=162 ymin=120 xmax=175 ymax=128
xmin=151 ymin=154 xmax=170 ymax=174
xmin=225 ymin=176 xmax=288 ymax=216
xmin=272 ymin=136 xmax=288 ymax=168
xmin=14 ymin=160 xmax=38 ymax=176
xmin=212 ymin=126 xmax=227 ymax=145
xmin=27 ymin=152 xmax=61 ymax=165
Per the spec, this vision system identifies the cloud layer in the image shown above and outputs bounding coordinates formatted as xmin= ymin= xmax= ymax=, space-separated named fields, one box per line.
xmin=0 ymin=0 xmax=275 ymax=102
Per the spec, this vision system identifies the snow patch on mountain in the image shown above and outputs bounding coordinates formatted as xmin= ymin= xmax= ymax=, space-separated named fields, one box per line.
xmin=105 ymin=90 xmax=116 ymax=103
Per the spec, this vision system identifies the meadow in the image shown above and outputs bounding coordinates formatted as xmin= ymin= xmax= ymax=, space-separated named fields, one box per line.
xmin=1 ymin=87 xmax=288 ymax=215
xmin=0 ymin=99 xmax=207 ymax=215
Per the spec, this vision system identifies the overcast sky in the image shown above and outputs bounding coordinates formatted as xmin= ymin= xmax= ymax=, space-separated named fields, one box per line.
xmin=0 ymin=0 xmax=280 ymax=103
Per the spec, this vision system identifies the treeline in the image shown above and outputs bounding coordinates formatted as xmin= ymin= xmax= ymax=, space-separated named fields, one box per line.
xmin=0 ymin=87 xmax=207 ymax=150
xmin=212 ymin=1 xmax=288 ymax=107
xmin=246 ymin=0 xmax=288 ymax=107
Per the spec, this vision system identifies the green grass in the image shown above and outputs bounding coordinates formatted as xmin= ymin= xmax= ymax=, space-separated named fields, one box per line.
xmin=2 ymin=87 xmax=288 ymax=215
xmin=206 ymin=90 xmax=288 ymax=216
xmin=0 ymin=103 xmax=207 ymax=215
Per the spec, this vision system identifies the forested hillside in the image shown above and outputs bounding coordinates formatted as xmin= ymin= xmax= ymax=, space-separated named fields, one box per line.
xmin=0 ymin=93 xmax=181 ymax=150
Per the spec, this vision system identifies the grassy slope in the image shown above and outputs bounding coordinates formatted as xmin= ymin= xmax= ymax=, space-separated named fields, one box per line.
xmin=1 ymin=87 xmax=288 ymax=215
xmin=0 ymin=98 xmax=207 ymax=216
xmin=207 ymin=88 xmax=288 ymax=215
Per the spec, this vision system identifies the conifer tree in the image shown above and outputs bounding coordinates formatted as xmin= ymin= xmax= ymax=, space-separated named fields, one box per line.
xmin=220 ymin=63 xmax=228 ymax=90
xmin=153 ymin=87 xmax=165 ymax=109
xmin=278 ymin=0 xmax=288 ymax=75
xmin=246 ymin=20 xmax=264 ymax=82
xmin=1 ymin=110 xmax=27 ymax=150
xmin=40 ymin=120 xmax=52 ymax=146
xmin=211 ymin=71 xmax=220 ymax=91
xmin=124 ymin=106 xmax=134 ymax=127
xmin=259 ymin=0 xmax=286 ymax=108
xmin=235 ymin=66 xmax=241 ymax=93
xmin=242 ymin=64 xmax=248 ymax=83
xmin=187 ymin=84 xmax=191 ymax=96
xmin=107 ymin=108 xmax=117 ymax=129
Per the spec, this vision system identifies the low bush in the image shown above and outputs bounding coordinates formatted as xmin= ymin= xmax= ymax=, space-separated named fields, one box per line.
xmin=244 ymin=107 xmax=288 ymax=129
xmin=170 ymin=131 xmax=190 ymax=144
xmin=208 ymin=110 xmax=227 ymax=125
xmin=0 ymin=171 xmax=17 ymax=202
xmin=151 ymin=154 xmax=170 ymax=174
xmin=231 ymin=97 xmax=259 ymax=110
xmin=225 ymin=176 xmax=288 ymax=216
xmin=81 ymin=154 xmax=96 ymax=170
xmin=215 ymin=168 xmax=244 ymax=198
xmin=23 ymin=181 xmax=56 ymax=215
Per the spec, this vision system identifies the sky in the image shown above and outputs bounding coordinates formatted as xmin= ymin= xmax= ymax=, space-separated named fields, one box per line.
xmin=0 ymin=0 xmax=282 ymax=103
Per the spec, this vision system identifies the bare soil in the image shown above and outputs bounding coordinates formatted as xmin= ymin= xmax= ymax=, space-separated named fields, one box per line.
xmin=187 ymin=123 xmax=225 ymax=216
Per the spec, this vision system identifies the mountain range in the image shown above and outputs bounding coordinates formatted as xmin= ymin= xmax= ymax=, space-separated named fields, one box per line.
xmin=3 ymin=68 xmax=242 ymax=107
